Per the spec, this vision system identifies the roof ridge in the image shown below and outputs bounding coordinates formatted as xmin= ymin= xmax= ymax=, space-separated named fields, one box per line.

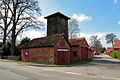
xmin=20 ymin=33 xmax=65 ymax=49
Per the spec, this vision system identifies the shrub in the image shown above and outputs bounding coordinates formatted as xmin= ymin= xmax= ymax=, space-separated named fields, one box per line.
xmin=110 ymin=52 xmax=120 ymax=59
xmin=0 ymin=42 xmax=11 ymax=58
xmin=116 ymin=52 xmax=120 ymax=59
xmin=109 ymin=52 xmax=116 ymax=58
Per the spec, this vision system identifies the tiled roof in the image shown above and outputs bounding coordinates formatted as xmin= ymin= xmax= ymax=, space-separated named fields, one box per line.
xmin=90 ymin=47 xmax=97 ymax=51
xmin=114 ymin=40 xmax=120 ymax=48
xmin=44 ymin=12 xmax=70 ymax=20
xmin=20 ymin=34 xmax=65 ymax=49
xmin=69 ymin=37 xmax=89 ymax=47
xmin=90 ymin=47 xmax=101 ymax=53
xmin=106 ymin=47 xmax=114 ymax=53
xmin=69 ymin=38 xmax=84 ymax=46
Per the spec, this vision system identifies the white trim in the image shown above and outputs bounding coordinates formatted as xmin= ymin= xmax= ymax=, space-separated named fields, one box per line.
xmin=57 ymin=49 xmax=68 ymax=51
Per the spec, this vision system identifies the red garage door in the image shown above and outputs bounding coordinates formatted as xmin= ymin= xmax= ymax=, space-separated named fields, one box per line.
xmin=81 ymin=47 xmax=88 ymax=60
xmin=57 ymin=49 xmax=69 ymax=64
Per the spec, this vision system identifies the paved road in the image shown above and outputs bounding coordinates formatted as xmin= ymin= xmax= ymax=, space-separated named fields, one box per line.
xmin=0 ymin=54 xmax=120 ymax=80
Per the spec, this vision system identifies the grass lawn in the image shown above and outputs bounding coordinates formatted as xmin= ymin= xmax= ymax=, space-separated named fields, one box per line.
xmin=63 ymin=59 xmax=93 ymax=66
xmin=29 ymin=59 xmax=93 ymax=66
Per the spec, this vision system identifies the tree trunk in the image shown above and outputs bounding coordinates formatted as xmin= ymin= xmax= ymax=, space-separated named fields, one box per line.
xmin=11 ymin=1 xmax=17 ymax=56
xmin=11 ymin=26 xmax=16 ymax=56
xmin=11 ymin=39 xmax=16 ymax=56
xmin=112 ymin=38 xmax=114 ymax=47
xmin=112 ymin=41 xmax=114 ymax=47
xmin=3 ymin=30 xmax=7 ymax=45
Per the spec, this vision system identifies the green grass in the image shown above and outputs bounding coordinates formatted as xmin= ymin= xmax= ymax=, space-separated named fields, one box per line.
xmin=28 ymin=59 xmax=93 ymax=66
xmin=63 ymin=59 xmax=93 ymax=66
xmin=28 ymin=61 xmax=50 ymax=65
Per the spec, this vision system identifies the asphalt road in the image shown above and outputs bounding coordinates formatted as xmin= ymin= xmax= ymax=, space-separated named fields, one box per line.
xmin=0 ymin=54 xmax=120 ymax=80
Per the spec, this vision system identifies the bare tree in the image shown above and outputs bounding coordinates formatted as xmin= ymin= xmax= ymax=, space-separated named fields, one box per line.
xmin=0 ymin=0 xmax=13 ymax=44
xmin=68 ymin=19 xmax=80 ymax=39
xmin=90 ymin=35 xmax=102 ymax=50
xmin=105 ymin=33 xmax=118 ymax=47
xmin=0 ymin=0 xmax=44 ymax=55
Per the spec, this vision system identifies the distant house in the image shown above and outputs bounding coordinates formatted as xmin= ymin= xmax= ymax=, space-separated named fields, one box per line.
xmin=69 ymin=38 xmax=92 ymax=61
xmin=106 ymin=47 xmax=114 ymax=54
xmin=106 ymin=40 xmax=120 ymax=54
xmin=20 ymin=34 xmax=70 ymax=64
xmin=113 ymin=40 xmax=120 ymax=52
xmin=90 ymin=47 xmax=96 ymax=52
xmin=90 ymin=47 xmax=101 ymax=55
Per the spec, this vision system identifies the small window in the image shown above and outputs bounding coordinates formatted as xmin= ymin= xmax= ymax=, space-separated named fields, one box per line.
xmin=73 ymin=51 xmax=78 ymax=57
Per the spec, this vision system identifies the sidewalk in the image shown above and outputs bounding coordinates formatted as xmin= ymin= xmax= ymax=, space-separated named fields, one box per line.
xmin=94 ymin=54 xmax=120 ymax=62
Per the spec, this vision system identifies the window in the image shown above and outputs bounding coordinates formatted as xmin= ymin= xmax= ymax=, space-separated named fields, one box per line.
xmin=73 ymin=51 xmax=78 ymax=57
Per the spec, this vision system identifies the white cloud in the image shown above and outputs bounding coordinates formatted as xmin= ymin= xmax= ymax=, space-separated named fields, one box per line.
xmin=117 ymin=21 xmax=120 ymax=24
xmin=113 ymin=0 xmax=118 ymax=4
xmin=80 ymin=32 xmax=111 ymax=48
xmin=19 ymin=30 xmax=46 ymax=40
xmin=37 ymin=16 xmax=47 ymax=24
xmin=72 ymin=13 xmax=92 ymax=22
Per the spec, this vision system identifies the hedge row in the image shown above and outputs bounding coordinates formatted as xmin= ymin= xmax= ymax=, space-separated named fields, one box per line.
xmin=109 ymin=52 xmax=120 ymax=59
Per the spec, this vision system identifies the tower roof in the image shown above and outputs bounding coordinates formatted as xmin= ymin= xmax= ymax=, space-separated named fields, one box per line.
xmin=44 ymin=12 xmax=70 ymax=20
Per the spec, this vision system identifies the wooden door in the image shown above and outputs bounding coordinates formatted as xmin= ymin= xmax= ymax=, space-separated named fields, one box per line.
xmin=81 ymin=47 xmax=88 ymax=60
xmin=57 ymin=51 xmax=68 ymax=64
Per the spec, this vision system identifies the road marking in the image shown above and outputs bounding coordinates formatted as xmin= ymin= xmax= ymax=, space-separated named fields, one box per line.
xmin=102 ymin=76 xmax=120 ymax=80
xmin=65 ymin=72 xmax=82 ymax=75
xmin=28 ymin=66 xmax=54 ymax=71
xmin=41 ymin=68 xmax=55 ymax=71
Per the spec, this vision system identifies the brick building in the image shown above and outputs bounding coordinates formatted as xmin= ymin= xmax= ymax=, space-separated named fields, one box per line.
xmin=106 ymin=47 xmax=114 ymax=54
xmin=45 ymin=12 xmax=70 ymax=39
xmin=113 ymin=40 xmax=120 ymax=52
xmin=21 ymin=34 xmax=70 ymax=64
xmin=21 ymin=12 xmax=92 ymax=64
xmin=106 ymin=40 xmax=120 ymax=54
xmin=69 ymin=38 xmax=92 ymax=61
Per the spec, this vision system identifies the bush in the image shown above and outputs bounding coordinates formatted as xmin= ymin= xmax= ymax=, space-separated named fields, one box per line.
xmin=110 ymin=52 xmax=116 ymax=58
xmin=0 ymin=42 xmax=11 ymax=58
xmin=110 ymin=52 xmax=120 ymax=59
xmin=116 ymin=52 xmax=120 ymax=59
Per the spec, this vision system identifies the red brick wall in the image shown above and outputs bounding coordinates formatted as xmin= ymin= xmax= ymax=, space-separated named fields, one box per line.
xmin=70 ymin=43 xmax=90 ymax=61
xmin=88 ymin=49 xmax=93 ymax=59
xmin=80 ymin=47 xmax=89 ymax=60
xmin=54 ymin=36 xmax=70 ymax=64
xmin=70 ymin=46 xmax=81 ymax=61
xmin=21 ymin=47 xmax=55 ymax=63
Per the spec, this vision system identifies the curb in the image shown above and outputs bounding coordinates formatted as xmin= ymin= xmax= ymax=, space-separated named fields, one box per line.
xmin=0 ymin=59 xmax=72 ymax=67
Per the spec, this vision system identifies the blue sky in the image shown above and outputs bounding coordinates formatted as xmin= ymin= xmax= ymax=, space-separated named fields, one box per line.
xmin=24 ymin=0 xmax=120 ymax=47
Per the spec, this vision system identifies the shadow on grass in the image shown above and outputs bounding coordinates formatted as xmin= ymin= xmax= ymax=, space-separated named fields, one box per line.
xmin=27 ymin=59 xmax=93 ymax=67
xmin=62 ymin=59 xmax=93 ymax=66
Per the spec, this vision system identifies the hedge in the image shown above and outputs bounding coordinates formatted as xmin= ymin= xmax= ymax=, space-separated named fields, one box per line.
xmin=110 ymin=52 xmax=120 ymax=59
